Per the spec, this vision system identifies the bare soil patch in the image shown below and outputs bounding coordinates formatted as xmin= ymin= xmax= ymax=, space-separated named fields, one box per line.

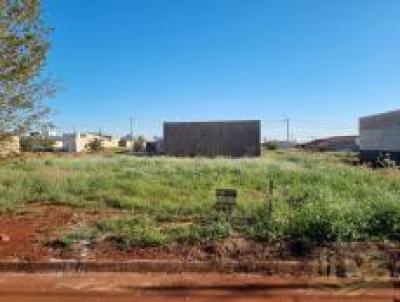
xmin=0 ymin=204 xmax=72 ymax=260
xmin=0 ymin=204 xmax=127 ymax=261
xmin=0 ymin=204 xmax=307 ymax=263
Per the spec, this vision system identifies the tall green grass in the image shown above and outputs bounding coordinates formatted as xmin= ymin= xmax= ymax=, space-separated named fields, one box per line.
xmin=1 ymin=151 xmax=400 ymax=246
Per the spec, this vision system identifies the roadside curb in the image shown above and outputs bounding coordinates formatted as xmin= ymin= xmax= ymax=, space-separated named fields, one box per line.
xmin=0 ymin=260 xmax=317 ymax=274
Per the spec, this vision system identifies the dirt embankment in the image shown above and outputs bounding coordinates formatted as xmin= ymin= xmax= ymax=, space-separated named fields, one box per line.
xmin=0 ymin=204 xmax=124 ymax=261
xmin=0 ymin=204 xmax=399 ymax=278
xmin=0 ymin=204 xmax=285 ymax=262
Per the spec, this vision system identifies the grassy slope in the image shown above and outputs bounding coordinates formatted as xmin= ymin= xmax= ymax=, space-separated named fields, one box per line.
xmin=1 ymin=151 xmax=400 ymax=247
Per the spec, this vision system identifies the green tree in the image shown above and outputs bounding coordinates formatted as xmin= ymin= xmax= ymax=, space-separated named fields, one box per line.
xmin=134 ymin=135 xmax=146 ymax=152
xmin=0 ymin=0 xmax=55 ymax=141
xmin=86 ymin=138 xmax=104 ymax=152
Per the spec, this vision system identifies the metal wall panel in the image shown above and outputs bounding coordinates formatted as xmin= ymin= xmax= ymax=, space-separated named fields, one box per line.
xmin=163 ymin=120 xmax=261 ymax=157
xmin=359 ymin=110 xmax=400 ymax=152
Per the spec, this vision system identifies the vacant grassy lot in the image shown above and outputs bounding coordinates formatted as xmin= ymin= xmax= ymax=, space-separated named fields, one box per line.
xmin=1 ymin=151 xmax=400 ymax=250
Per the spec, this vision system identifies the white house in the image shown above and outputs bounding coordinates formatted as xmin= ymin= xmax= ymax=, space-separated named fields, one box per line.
xmin=63 ymin=132 xmax=120 ymax=152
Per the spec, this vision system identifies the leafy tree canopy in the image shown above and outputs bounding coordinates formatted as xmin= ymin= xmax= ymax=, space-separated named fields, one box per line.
xmin=0 ymin=0 xmax=54 ymax=140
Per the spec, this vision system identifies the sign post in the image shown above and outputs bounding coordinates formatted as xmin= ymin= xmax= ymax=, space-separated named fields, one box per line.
xmin=215 ymin=189 xmax=237 ymax=214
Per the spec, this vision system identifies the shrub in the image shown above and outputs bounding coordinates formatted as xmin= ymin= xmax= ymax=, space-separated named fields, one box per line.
xmin=246 ymin=208 xmax=286 ymax=242
xmin=363 ymin=201 xmax=400 ymax=240
xmin=168 ymin=220 xmax=232 ymax=244
xmin=86 ymin=138 xmax=104 ymax=152
xmin=133 ymin=135 xmax=146 ymax=152
xmin=287 ymin=203 xmax=344 ymax=244
xmin=94 ymin=217 xmax=167 ymax=248
xmin=264 ymin=141 xmax=278 ymax=151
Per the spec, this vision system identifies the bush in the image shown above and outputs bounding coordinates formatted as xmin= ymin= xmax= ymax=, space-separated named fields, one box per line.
xmin=94 ymin=217 xmax=167 ymax=248
xmin=364 ymin=201 xmax=400 ymax=240
xmin=173 ymin=219 xmax=232 ymax=243
xmin=246 ymin=209 xmax=286 ymax=242
xmin=133 ymin=135 xmax=146 ymax=152
xmin=86 ymin=138 xmax=103 ymax=152
xmin=92 ymin=215 xmax=232 ymax=248
xmin=264 ymin=141 xmax=278 ymax=151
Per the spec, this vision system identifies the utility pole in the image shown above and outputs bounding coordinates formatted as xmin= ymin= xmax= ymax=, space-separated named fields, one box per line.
xmin=286 ymin=118 xmax=290 ymax=142
xmin=129 ymin=117 xmax=134 ymax=153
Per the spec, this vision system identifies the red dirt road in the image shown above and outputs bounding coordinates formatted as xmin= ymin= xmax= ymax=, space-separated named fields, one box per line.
xmin=0 ymin=273 xmax=398 ymax=302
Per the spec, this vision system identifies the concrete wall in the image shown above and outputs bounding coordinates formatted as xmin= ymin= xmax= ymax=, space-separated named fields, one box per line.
xmin=52 ymin=139 xmax=64 ymax=150
xmin=163 ymin=120 xmax=261 ymax=157
xmin=118 ymin=138 xmax=133 ymax=149
xmin=101 ymin=135 xmax=120 ymax=149
xmin=359 ymin=110 xmax=400 ymax=162
xmin=0 ymin=136 xmax=20 ymax=157
xmin=63 ymin=133 xmax=120 ymax=152
xmin=62 ymin=133 xmax=80 ymax=152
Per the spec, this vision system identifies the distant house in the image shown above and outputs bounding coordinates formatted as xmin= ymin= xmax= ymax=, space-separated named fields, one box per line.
xmin=40 ymin=130 xmax=63 ymax=150
xmin=43 ymin=130 xmax=63 ymax=150
xmin=50 ymin=136 xmax=64 ymax=150
xmin=118 ymin=135 xmax=134 ymax=149
xmin=0 ymin=136 xmax=20 ymax=157
xmin=359 ymin=109 xmax=400 ymax=163
xmin=63 ymin=132 xmax=120 ymax=152
xmin=299 ymin=136 xmax=359 ymax=152
xmin=146 ymin=137 xmax=164 ymax=154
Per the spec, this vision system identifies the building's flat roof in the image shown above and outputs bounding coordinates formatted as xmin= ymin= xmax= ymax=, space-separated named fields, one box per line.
xmin=164 ymin=120 xmax=261 ymax=125
xmin=360 ymin=109 xmax=400 ymax=129
xmin=360 ymin=109 xmax=400 ymax=120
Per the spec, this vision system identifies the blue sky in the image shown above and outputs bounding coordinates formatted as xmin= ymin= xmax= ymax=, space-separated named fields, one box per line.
xmin=44 ymin=0 xmax=400 ymax=141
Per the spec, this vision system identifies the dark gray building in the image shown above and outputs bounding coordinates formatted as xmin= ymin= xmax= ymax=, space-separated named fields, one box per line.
xmin=163 ymin=120 xmax=261 ymax=157
xmin=359 ymin=109 xmax=400 ymax=163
